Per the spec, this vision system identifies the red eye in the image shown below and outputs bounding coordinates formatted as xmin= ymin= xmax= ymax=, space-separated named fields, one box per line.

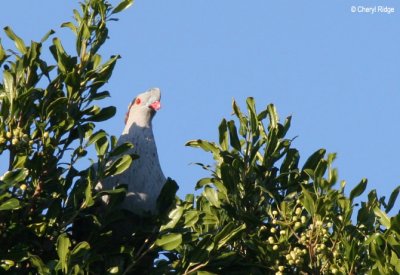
xmin=135 ymin=98 xmax=141 ymax=105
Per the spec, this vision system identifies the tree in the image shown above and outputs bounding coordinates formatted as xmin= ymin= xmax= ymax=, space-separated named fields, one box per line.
xmin=155 ymin=99 xmax=400 ymax=274
xmin=1 ymin=1 xmax=399 ymax=274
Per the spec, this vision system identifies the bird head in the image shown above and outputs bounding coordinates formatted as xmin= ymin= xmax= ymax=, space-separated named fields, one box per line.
xmin=124 ymin=88 xmax=162 ymax=128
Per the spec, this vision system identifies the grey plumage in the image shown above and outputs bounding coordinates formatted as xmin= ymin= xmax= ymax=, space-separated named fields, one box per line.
xmin=97 ymin=88 xmax=166 ymax=214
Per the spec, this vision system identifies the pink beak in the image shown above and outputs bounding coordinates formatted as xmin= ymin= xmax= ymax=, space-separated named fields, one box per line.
xmin=149 ymin=100 xmax=161 ymax=111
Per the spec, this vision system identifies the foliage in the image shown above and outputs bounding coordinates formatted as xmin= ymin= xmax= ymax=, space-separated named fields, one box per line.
xmin=0 ymin=0 xmax=151 ymax=274
xmin=154 ymin=99 xmax=400 ymax=275
xmin=1 ymin=1 xmax=400 ymax=274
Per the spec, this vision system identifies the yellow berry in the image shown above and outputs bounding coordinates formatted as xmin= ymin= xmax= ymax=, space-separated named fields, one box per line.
xmin=270 ymin=228 xmax=276 ymax=233
xmin=43 ymin=132 xmax=49 ymax=139
xmin=11 ymin=138 xmax=18 ymax=145
xmin=278 ymin=266 xmax=284 ymax=272
xmin=272 ymin=210 xmax=278 ymax=216
xmin=295 ymin=207 xmax=302 ymax=215
xmin=20 ymin=184 xmax=27 ymax=191
xmin=6 ymin=132 xmax=12 ymax=139
xmin=268 ymin=237 xmax=274 ymax=244
xmin=273 ymin=244 xmax=278 ymax=251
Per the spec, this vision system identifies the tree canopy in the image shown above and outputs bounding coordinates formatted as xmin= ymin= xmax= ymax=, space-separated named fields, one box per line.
xmin=0 ymin=1 xmax=399 ymax=274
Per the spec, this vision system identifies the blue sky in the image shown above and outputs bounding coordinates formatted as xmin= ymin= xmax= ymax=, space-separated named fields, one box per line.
xmin=1 ymin=1 xmax=400 ymax=211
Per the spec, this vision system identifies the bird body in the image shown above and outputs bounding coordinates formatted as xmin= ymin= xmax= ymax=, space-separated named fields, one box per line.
xmin=98 ymin=88 xmax=166 ymax=214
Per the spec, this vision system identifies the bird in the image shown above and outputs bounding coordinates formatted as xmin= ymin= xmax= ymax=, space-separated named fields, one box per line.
xmin=97 ymin=87 xmax=166 ymax=214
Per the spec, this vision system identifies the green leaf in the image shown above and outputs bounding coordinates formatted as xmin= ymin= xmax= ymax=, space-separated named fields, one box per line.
xmin=109 ymin=142 xmax=134 ymax=157
xmin=4 ymin=26 xmax=26 ymax=54
xmin=61 ymin=22 xmax=77 ymax=34
xmin=196 ymin=178 xmax=212 ymax=189
xmin=155 ymin=233 xmax=182 ymax=250
xmin=95 ymin=136 xmax=109 ymax=156
xmin=104 ymin=155 xmax=132 ymax=177
xmin=227 ymin=120 xmax=241 ymax=151
xmin=214 ymin=222 xmax=246 ymax=249
xmin=185 ymin=140 xmax=220 ymax=156
xmin=374 ymin=207 xmax=391 ymax=228
xmin=57 ymin=233 xmax=71 ymax=273
xmin=86 ymin=106 xmax=116 ymax=122
xmin=46 ymin=97 xmax=68 ymax=118
xmin=246 ymin=97 xmax=258 ymax=133
xmin=112 ymin=0 xmax=134 ymax=14
xmin=267 ymin=104 xmax=279 ymax=129
xmin=29 ymin=255 xmax=50 ymax=275
xmin=160 ymin=206 xmax=184 ymax=230
xmin=88 ymin=130 xmax=107 ymax=145
xmin=1 ymin=168 xmax=28 ymax=185
xmin=232 ymin=99 xmax=248 ymax=137
xmin=91 ymin=90 xmax=110 ymax=101
xmin=156 ymin=178 xmax=179 ymax=213
xmin=203 ymin=186 xmax=221 ymax=208
xmin=218 ymin=119 xmax=228 ymax=150
xmin=0 ymin=198 xmax=20 ymax=211
xmin=40 ymin=29 xmax=55 ymax=43
xmin=301 ymin=186 xmax=315 ymax=215
xmin=184 ymin=210 xmax=200 ymax=228
xmin=0 ymin=39 xmax=6 ymax=62
xmin=350 ymin=178 xmax=368 ymax=202
xmin=3 ymin=70 xmax=14 ymax=98
xmin=386 ymin=186 xmax=400 ymax=213
xmin=81 ymin=177 xmax=94 ymax=209
xmin=71 ymin=241 xmax=90 ymax=258
xmin=302 ymin=149 xmax=326 ymax=171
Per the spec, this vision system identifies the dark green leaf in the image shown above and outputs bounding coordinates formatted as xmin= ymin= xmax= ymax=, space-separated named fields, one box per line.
xmin=88 ymin=130 xmax=107 ymax=145
xmin=218 ymin=119 xmax=228 ymax=150
xmin=109 ymin=142 xmax=133 ymax=157
xmin=350 ymin=178 xmax=368 ymax=202
xmin=302 ymin=149 xmax=326 ymax=171
xmin=157 ymin=178 xmax=179 ymax=214
xmin=85 ymin=106 xmax=116 ymax=122
xmin=95 ymin=136 xmax=109 ymax=156
xmin=227 ymin=120 xmax=241 ymax=151
xmin=386 ymin=186 xmax=400 ymax=213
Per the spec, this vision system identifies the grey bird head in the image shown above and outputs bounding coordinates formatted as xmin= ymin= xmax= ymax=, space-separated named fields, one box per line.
xmin=124 ymin=88 xmax=162 ymax=128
